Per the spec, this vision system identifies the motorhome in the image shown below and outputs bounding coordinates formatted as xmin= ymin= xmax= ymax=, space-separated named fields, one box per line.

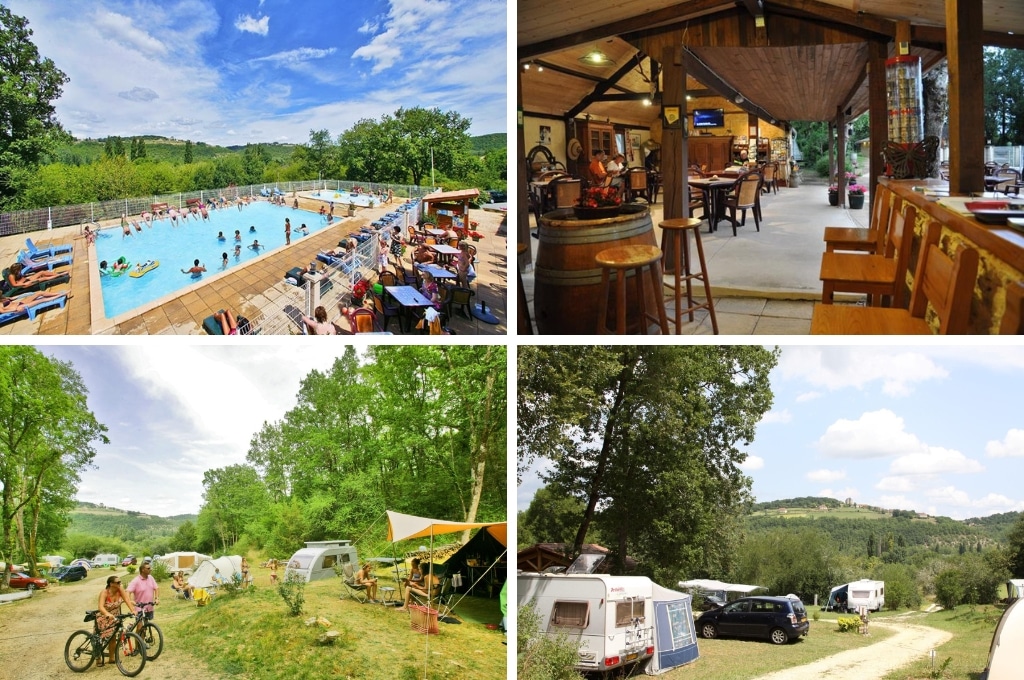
xmin=284 ymin=540 xmax=359 ymax=583
xmin=825 ymin=579 xmax=885 ymax=613
xmin=518 ymin=554 xmax=657 ymax=674
xmin=92 ymin=553 xmax=120 ymax=568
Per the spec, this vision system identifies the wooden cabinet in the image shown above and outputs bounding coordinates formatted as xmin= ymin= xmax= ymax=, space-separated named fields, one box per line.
xmin=688 ymin=136 xmax=733 ymax=172
xmin=580 ymin=122 xmax=617 ymax=161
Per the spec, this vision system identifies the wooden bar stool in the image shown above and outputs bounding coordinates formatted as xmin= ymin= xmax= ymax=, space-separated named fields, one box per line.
xmin=659 ymin=218 xmax=719 ymax=334
xmin=594 ymin=244 xmax=669 ymax=334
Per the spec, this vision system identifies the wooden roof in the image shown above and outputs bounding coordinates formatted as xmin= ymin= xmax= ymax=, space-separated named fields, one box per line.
xmin=519 ymin=0 xmax=1024 ymax=126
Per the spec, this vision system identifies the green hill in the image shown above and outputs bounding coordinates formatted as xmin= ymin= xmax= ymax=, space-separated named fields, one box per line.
xmin=70 ymin=501 xmax=196 ymax=542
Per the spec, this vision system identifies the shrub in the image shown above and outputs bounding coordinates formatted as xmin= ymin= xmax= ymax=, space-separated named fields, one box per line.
xmin=934 ymin=569 xmax=965 ymax=609
xmin=836 ymin=616 xmax=861 ymax=632
xmin=278 ymin=572 xmax=306 ymax=616
xmin=150 ymin=560 xmax=170 ymax=582
xmin=126 ymin=565 xmax=136 ymax=575
xmin=518 ymin=602 xmax=585 ymax=680
xmin=812 ymin=609 xmax=821 ymax=622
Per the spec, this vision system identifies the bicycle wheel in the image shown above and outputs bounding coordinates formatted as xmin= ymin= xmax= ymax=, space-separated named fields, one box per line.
xmin=141 ymin=621 xmax=163 ymax=660
xmin=64 ymin=630 xmax=97 ymax=672
xmin=114 ymin=631 xmax=147 ymax=677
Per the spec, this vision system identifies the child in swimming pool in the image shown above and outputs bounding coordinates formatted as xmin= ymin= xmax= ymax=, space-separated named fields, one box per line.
xmin=233 ymin=244 xmax=242 ymax=259
xmin=221 ymin=252 xmax=229 ymax=269
xmin=249 ymin=240 xmax=262 ymax=252
xmin=249 ymin=225 xmax=256 ymax=233
xmin=234 ymin=230 xmax=241 ymax=242
xmin=217 ymin=231 xmax=226 ymax=241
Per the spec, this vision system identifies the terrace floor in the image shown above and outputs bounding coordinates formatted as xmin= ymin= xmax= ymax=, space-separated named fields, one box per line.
xmin=0 ymin=195 xmax=507 ymax=336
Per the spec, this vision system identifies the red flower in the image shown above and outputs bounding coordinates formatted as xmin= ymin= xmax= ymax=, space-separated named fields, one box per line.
xmin=352 ymin=279 xmax=369 ymax=298
xmin=578 ymin=186 xmax=622 ymax=208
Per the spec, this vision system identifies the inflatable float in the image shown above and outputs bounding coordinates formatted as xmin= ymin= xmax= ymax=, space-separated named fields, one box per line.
xmin=103 ymin=256 xmax=131 ymax=277
xmin=129 ymin=260 xmax=159 ymax=278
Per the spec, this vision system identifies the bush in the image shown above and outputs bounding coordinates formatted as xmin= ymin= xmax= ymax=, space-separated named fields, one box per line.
xmin=278 ymin=572 xmax=306 ymax=616
xmin=126 ymin=565 xmax=136 ymax=575
xmin=836 ymin=616 xmax=861 ymax=632
xmin=150 ymin=560 xmax=170 ymax=582
xmin=812 ymin=609 xmax=821 ymax=622
xmin=934 ymin=569 xmax=965 ymax=609
xmin=518 ymin=602 xmax=585 ymax=680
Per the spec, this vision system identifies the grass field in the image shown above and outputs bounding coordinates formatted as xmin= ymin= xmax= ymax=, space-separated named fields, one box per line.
xmin=879 ymin=605 xmax=1003 ymax=680
xmin=159 ymin=572 xmax=506 ymax=680
xmin=659 ymin=619 xmax=894 ymax=679
xmin=750 ymin=507 xmax=892 ymax=520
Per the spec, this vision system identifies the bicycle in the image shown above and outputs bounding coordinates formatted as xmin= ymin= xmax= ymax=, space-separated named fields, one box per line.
xmin=64 ymin=611 xmax=146 ymax=677
xmin=131 ymin=601 xmax=164 ymax=660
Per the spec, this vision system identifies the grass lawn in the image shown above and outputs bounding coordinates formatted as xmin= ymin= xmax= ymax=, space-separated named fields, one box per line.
xmin=879 ymin=605 xmax=1004 ymax=680
xmin=159 ymin=573 xmax=506 ymax=679
xmin=659 ymin=618 xmax=894 ymax=679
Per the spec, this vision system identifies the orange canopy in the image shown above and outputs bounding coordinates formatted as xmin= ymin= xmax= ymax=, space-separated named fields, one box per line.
xmin=386 ymin=510 xmax=506 ymax=546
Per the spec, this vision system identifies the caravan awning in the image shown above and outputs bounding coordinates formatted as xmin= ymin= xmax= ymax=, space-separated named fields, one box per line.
xmin=386 ymin=510 xmax=506 ymax=546
xmin=677 ymin=579 xmax=765 ymax=594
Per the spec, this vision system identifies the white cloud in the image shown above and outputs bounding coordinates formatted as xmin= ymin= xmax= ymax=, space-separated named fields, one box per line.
xmin=925 ymin=487 xmax=1024 ymax=512
xmin=741 ymin=455 xmax=765 ymax=471
xmin=875 ymin=476 xmax=916 ymax=492
xmin=118 ymin=87 xmax=160 ymax=102
xmin=778 ymin=347 xmax=949 ymax=396
xmin=795 ymin=391 xmax=822 ymax=403
xmin=819 ymin=487 xmax=858 ymax=501
xmin=352 ymin=0 xmax=452 ymax=73
xmin=986 ymin=429 xmax=1024 ymax=458
xmin=254 ymin=47 xmax=338 ymax=67
xmin=761 ymin=409 xmax=792 ymax=424
xmin=235 ymin=13 xmax=270 ymax=36
xmin=807 ymin=468 xmax=846 ymax=483
xmin=889 ymin=447 xmax=984 ymax=476
xmin=878 ymin=495 xmax=918 ymax=511
xmin=817 ymin=409 xmax=925 ymax=459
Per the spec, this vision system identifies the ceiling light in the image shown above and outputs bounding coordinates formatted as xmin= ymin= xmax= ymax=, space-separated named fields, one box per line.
xmin=537 ymin=63 xmax=543 ymax=72
xmin=735 ymin=94 xmax=745 ymax=104
xmin=643 ymin=97 xmax=651 ymax=106
xmin=579 ymin=47 xmax=616 ymax=67
xmin=522 ymin=62 xmax=530 ymax=70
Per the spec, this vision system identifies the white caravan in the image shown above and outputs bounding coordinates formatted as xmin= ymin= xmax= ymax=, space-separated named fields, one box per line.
xmin=92 ymin=553 xmax=120 ymax=567
xmin=284 ymin=540 xmax=359 ymax=583
xmin=825 ymin=579 xmax=885 ymax=613
xmin=518 ymin=554 xmax=656 ymax=674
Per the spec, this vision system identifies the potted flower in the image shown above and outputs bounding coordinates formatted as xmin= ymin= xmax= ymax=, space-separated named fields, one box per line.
xmin=828 ymin=185 xmax=840 ymax=206
xmin=348 ymin=202 xmax=357 ymax=217
xmin=351 ymin=278 xmax=369 ymax=306
xmin=847 ymin=184 xmax=866 ymax=209
xmin=574 ymin=186 xmax=623 ymax=219
xmin=468 ymin=231 xmax=485 ymax=241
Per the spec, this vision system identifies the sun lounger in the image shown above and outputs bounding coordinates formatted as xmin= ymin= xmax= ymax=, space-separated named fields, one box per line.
xmin=18 ymin=251 xmax=72 ymax=273
xmin=0 ymin=292 xmax=69 ymax=325
xmin=1 ymin=268 xmax=70 ymax=297
xmin=24 ymin=238 xmax=73 ymax=260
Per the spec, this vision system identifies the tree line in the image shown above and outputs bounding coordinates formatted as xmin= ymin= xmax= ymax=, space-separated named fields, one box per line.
xmin=0 ymin=6 xmax=506 ymax=212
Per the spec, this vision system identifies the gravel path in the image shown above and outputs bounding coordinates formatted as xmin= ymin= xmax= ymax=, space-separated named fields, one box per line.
xmin=753 ymin=617 xmax=952 ymax=680
xmin=0 ymin=574 xmax=207 ymax=680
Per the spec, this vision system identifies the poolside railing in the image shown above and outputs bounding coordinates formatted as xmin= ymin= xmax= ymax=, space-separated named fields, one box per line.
xmin=0 ymin=180 xmax=431 ymax=238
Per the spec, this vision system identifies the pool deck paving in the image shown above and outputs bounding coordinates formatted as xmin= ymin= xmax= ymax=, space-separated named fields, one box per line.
xmin=0 ymin=196 xmax=507 ymax=336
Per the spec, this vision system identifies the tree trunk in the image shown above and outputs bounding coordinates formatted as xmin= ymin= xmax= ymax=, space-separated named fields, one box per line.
xmin=922 ymin=62 xmax=949 ymax=178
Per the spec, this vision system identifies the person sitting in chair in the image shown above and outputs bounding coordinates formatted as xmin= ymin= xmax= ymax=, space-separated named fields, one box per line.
xmin=404 ymin=558 xmax=423 ymax=587
xmin=396 ymin=562 xmax=438 ymax=611
xmin=171 ymin=571 xmax=193 ymax=600
xmin=355 ymin=562 xmax=379 ymax=603
xmin=606 ymin=153 xmax=626 ymax=188
xmin=588 ymin=149 xmax=609 ymax=186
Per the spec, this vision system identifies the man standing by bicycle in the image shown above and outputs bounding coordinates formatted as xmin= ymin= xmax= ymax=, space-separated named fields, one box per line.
xmin=127 ymin=560 xmax=159 ymax=631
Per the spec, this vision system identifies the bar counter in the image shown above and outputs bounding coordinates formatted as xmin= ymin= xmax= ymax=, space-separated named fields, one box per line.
xmin=884 ymin=178 xmax=1024 ymax=333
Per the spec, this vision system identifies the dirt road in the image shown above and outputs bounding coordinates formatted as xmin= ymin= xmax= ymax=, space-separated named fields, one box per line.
xmin=0 ymin=574 xmax=206 ymax=680
xmin=753 ymin=617 xmax=953 ymax=680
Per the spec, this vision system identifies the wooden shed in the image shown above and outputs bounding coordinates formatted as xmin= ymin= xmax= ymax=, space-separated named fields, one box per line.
xmin=421 ymin=188 xmax=480 ymax=229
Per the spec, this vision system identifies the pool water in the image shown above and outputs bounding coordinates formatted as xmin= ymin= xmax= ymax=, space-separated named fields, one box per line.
xmin=96 ymin=202 xmax=336 ymax=318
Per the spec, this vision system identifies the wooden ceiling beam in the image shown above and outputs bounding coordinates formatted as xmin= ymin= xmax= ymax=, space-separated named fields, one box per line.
xmin=566 ymin=54 xmax=645 ymax=120
xmin=681 ymin=47 xmax=782 ymax=124
xmin=519 ymin=0 xmax=735 ymax=59
xmin=530 ymin=60 xmax=618 ymax=86
xmin=765 ymin=0 xmax=895 ymax=39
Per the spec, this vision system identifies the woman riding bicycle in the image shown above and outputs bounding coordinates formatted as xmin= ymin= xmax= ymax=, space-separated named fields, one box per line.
xmin=97 ymin=575 xmax=136 ymax=665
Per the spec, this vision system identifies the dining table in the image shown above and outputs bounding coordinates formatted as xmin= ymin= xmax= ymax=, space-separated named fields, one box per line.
xmin=385 ymin=285 xmax=434 ymax=333
xmin=417 ymin=264 xmax=457 ymax=281
xmin=689 ymin=176 xmax=740 ymax=231
xmin=428 ymin=243 xmax=461 ymax=265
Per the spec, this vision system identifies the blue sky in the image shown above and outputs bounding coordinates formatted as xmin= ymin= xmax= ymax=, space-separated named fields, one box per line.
xmin=518 ymin=345 xmax=1024 ymax=521
xmin=40 ymin=345 xmax=363 ymax=517
xmin=8 ymin=0 xmax=506 ymax=146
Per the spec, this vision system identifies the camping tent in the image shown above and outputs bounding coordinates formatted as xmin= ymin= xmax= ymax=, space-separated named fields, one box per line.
xmin=444 ymin=525 xmax=508 ymax=597
xmin=188 ymin=555 xmax=242 ymax=589
xmin=646 ymin=584 xmax=700 ymax=675
xmin=983 ymin=598 xmax=1024 ymax=679
xmin=159 ymin=551 xmax=212 ymax=573
xmin=1007 ymin=579 xmax=1024 ymax=600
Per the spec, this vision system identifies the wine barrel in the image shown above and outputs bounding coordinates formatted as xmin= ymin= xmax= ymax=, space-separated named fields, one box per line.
xmin=534 ymin=204 xmax=659 ymax=334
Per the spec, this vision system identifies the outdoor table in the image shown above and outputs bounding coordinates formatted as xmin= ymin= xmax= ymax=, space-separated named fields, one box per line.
xmin=425 ymin=228 xmax=445 ymax=237
xmin=429 ymin=243 xmax=461 ymax=265
xmin=380 ymin=586 xmax=398 ymax=606
xmin=418 ymin=264 xmax=457 ymax=280
xmin=689 ymin=176 xmax=739 ymax=231
xmin=385 ymin=285 xmax=434 ymax=333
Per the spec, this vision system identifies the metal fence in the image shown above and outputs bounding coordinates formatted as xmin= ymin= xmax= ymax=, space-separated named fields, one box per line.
xmin=0 ymin=179 xmax=430 ymax=238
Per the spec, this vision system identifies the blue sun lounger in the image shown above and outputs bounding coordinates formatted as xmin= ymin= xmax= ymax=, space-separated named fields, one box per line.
xmin=0 ymin=292 xmax=69 ymax=325
xmin=19 ymin=250 xmax=72 ymax=273
xmin=24 ymin=238 xmax=73 ymax=260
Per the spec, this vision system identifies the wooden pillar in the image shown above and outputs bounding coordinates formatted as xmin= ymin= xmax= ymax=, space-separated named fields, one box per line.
xmin=828 ymin=122 xmax=835 ymax=185
xmin=661 ymin=45 xmax=688 ymax=273
xmin=867 ymin=39 xmax=888 ymax=224
xmin=837 ymin=107 xmax=847 ymax=207
xmin=516 ymin=68 xmax=531 ymax=269
xmin=946 ymin=0 xmax=984 ymax=194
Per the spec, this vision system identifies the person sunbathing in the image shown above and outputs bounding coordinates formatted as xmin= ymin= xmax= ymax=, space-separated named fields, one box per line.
xmin=1 ymin=290 xmax=68 ymax=314
xmin=7 ymin=262 xmax=66 ymax=287
xmin=213 ymin=309 xmax=240 ymax=335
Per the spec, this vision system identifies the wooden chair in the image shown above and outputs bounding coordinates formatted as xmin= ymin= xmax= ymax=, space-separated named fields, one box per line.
xmin=819 ymin=202 xmax=916 ymax=307
xmin=378 ymin=270 xmax=398 ymax=287
xmin=811 ymin=220 xmax=979 ymax=334
xmin=1000 ymin=281 xmax=1024 ymax=334
xmin=823 ymin=185 xmax=893 ymax=254
xmin=995 ymin=168 xmax=1020 ymax=194
xmin=625 ymin=168 xmax=649 ymax=203
xmin=723 ymin=172 xmax=762 ymax=235
xmin=761 ymin=162 xmax=778 ymax=194
xmin=550 ymin=177 xmax=582 ymax=209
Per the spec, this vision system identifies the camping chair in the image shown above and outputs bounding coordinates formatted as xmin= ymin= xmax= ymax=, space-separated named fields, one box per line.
xmin=410 ymin=576 xmax=456 ymax=620
xmin=341 ymin=563 xmax=369 ymax=603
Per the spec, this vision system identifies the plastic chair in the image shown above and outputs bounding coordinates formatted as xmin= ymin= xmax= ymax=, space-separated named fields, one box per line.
xmin=446 ymin=286 xmax=475 ymax=319
xmin=372 ymin=292 xmax=401 ymax=333
xmin=378 ymin=270 xmax=398 ymax=287
xmin=347 ymin=308 xmax=379 ymax=334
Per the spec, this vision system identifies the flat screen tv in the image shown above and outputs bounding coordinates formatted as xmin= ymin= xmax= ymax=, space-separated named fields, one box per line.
xmin=693 ymin=108 xmax=725 ymax=128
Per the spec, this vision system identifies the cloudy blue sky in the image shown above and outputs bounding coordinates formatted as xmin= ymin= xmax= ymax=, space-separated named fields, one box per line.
xmin=40 ymin=345 xmax=362 ymax=517
xmin=518 ymin=345 xmax=1024 ymax=521
xmin=7 ymin=0 xmax=506 ymax=146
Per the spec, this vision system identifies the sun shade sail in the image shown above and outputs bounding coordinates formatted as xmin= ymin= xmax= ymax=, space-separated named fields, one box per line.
xmin=386 ymin=510 xmax=506 ymax=546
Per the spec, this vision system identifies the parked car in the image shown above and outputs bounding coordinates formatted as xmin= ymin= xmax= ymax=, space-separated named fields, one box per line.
xmin=121 ymin=555 xmax=137 ymax=567
xmin=52 ymin=565 xmax=88 ymax=583
xmin=9 ymin=572 xmax=48 ymax=590
xmin=696 ymin=595 xmax=809 ymax=645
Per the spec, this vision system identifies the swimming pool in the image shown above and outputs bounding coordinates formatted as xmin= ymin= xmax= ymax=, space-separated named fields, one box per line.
xmin=95 ymin=202 xmax=335 ymax=318
xmin=305 ymin=190 xmax=384 ymax=207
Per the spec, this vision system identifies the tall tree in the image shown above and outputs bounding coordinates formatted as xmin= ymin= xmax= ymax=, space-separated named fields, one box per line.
xmin=303 ymin=129 xmax=337 ymax=180
xmin=183 ymin=140 xmax=194 ymax=164
xmin=519 ymin=346 xmax=777 ymax=581
xmin=197 ymin=464 xmax=269 ymax=553
xmin=0 ymin=348 xmax=108 ymax=584
xmin=0 ymin=6 xmax=70 ymax=208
